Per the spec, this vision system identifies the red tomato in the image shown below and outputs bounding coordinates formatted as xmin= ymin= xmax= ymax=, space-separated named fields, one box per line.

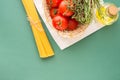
xmin=67 ymin=19 xmax=78 ymax=31
xmin=46 ymin=0 xmax=62 ymax=8
xmin=52 ymin=15 xmax=68 ymax=31
xmin=58 ymin=1 xmax=74 ymax=16
xmin=50 ymin=8 xmax=58 ymax=18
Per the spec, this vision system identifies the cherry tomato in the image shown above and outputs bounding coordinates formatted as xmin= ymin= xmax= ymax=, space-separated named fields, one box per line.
xmin=58 ymin=0 xmax=74 ymax=16
xmin=50 ymin=8 xmax=58 ymax=18
xmin=46 ymin=0 xmax=62 ymax=8
xmin=52 ymin=15 xmax=68 ymax=31
xmin=67 ymin=19 xmax=78 ymax=31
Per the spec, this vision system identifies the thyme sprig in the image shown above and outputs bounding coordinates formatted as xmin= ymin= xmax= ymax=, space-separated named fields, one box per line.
xmin=67 ymin=0 xmax=101 ymax=24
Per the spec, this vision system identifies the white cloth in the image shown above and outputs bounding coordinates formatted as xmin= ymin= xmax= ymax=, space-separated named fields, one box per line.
xmin=34 ymin=0 xmax=104 ymax=50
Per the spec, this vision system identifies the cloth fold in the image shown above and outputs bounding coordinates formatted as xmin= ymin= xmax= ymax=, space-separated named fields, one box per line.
xmin=34 ymin=0 xmax=104 ymax=50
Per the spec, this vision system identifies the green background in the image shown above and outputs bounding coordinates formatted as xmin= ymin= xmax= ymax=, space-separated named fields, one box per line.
xmin=0 ymin=0 xmax=120 ymax=80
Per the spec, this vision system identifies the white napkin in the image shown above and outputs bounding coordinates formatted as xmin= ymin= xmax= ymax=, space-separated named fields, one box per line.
xmin=34 ymin=0 xmax=104 ymax=50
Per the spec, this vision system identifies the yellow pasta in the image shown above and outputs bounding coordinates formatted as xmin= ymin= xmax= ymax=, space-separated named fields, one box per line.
xmin=22 ymin=0 xmax=54 ymax=58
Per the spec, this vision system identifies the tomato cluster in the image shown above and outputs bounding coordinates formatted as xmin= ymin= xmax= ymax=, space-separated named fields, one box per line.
xmin=46 ymin=0 xmax=79 ymax=31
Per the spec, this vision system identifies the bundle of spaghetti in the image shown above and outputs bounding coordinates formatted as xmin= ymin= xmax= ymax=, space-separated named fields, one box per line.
xmin=22 ymin=0 xmax=54 ymax=58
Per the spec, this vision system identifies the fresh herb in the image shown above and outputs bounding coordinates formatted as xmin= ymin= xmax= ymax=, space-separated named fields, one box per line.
xmin=67 ymin=0 xmax=101 ymax=24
